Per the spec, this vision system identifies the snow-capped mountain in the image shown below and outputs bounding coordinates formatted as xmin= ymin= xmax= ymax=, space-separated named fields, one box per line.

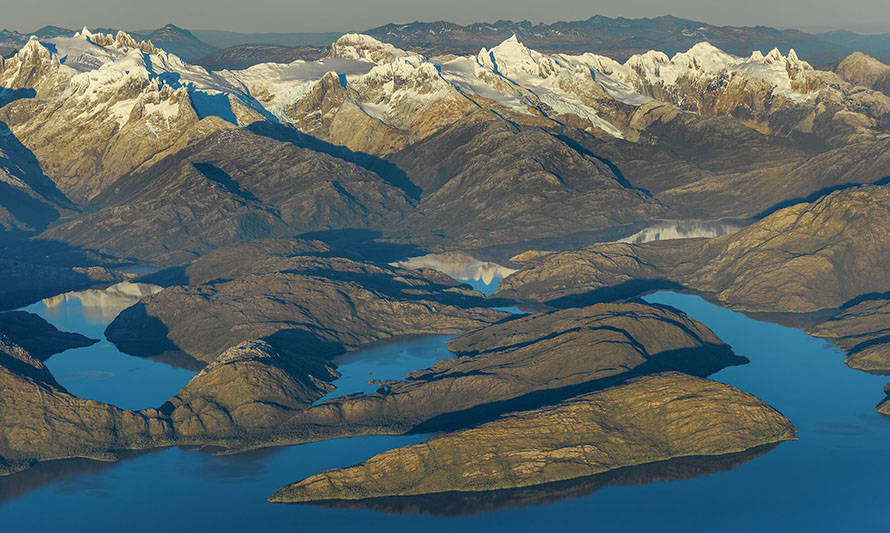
xmin=217 ymin=33 xmax=889 ymax=151
xmin=3 ymin=26 xmax=887 ymax=205
xmin=0 ymin=28 xmax=272 ymax=202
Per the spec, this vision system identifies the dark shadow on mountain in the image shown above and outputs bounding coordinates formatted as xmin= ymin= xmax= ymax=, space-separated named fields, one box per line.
xmin=408 ymin=343 xmax=746 ymax=434
xmin=192 ymin=162 xmax=261 ymax=203
xmin=296 ymin=228 xmax=427 ymax=263
xmin=0 ymin=236 xmax=132 ymax=311
xmin=552 ymin=132 xmax=653 ymax=196
xmin=263 ymin=328 xmax=346 ymax=361
xmin=304 ymin=443 xmax=779 ymax=516
xmin=263 ymin=328 xmax=346 ymax=379
xmin=246 ymin=121 xmax=422 ymax=200
xmin=0 ymin=235 xmax=115 ymax=266
xmin=0 ymin=182 xmax=61 ymax=230
xmin=0 ymin=349 xmax=60 ymax=388
xmin=753 ymin=175 xmax=890 ymax=219
xmin=0 ymin=116 xmax=75 ymax=231
xmin=104 ymin=302 xmax=181 ymax=358
xmin=134 ymin=266 xmax=190 ymax=287
xmin=189 ymin=90 xmax=239 ymax=125
xmin=0 ymin=119 xmax=72 ymax=208
xmin=838 ymin=291 xmax=890 ymax=310
xmin=0 ymin=311 xmax=97 ymax=360
xmin=543 ymin=278 xmax=686 ymax=308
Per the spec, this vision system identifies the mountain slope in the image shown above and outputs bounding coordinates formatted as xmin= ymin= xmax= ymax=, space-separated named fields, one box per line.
xmin=41 ymin=126 xmax=416 ymax=264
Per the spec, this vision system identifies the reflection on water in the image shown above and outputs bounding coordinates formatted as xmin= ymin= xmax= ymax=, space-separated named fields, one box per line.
xmin=393 ymin=252 xmax=516 ymax=293
xmin=618 ymin=221 xmax=741 ymax=244
xmin=311 ymin=444 xmax=778 ymax=516
xmin=0 ymin=436 xmax=428 ymax=531
xmin=42 ymin=282 xmax=163 ymax=323
xmin=2 ymin=288 xmax=890 ymax=530
xmin=20 ymin=284 xmax=195 ymax=411
xmin=315 ymin=335 xmax=456 ymax=403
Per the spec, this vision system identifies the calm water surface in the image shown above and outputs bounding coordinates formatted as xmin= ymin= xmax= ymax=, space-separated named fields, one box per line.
xmin=20 ymin=287 xmax=195 ymax=411
xmin=2 ymin=285 xmax=889 ymax=531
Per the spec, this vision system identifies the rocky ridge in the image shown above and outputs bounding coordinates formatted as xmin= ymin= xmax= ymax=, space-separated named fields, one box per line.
xmin=498 ymin=185 xmax=890 ymax=314
xmin=270 ymin=373 xmax=795 ymax=502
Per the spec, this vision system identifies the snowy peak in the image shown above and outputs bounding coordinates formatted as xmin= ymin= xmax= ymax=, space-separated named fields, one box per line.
xmin=671 ymin=42 xmax=736 ymax=73
xmin=0 ymin=37 xmax=62 ymax=90
xmin=477 ymin=34 xmax=551 ymax=79
xmin=329 ymin=34 xmax=415 ymax=64
xmin=86 ymin=29 xmax=158 ymax=55
xmin=17 ymin=37 xmax=54 ymax=62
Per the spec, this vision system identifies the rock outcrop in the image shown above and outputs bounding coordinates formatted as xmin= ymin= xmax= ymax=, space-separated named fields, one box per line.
xmin=269 ymin=373 xmax=795 ymax=502
xmin=304 ymin=444 xmax=779 ymax=516
xmin=499 ymin=185 xmax=890 ymax=314
xmin=271 ymin=302 xmax=744 ymax=441
xmin=106 ymin=254 xmax=507 ymax=363
xmin=40 ymin=127 xmax=415 ymax=265
xmin=808 ymin=298 xmax=890 ymax=373
xmin=0 ymin=300 xmax=767 ymax=474
xmin=162 ymin=341 xmax=336 ymax=441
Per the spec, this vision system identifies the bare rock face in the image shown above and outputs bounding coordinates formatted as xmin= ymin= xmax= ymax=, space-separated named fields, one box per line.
xmin=0 ymin=337 xmax=330 ymax=471
xmin=499 ymin=185 xmax=890 ymax=314
xmin=0 ymin=39 xmax=232 ymax=205
xmin=275 ymin=302 xmax=744 ymax=441
xmin=163 ymin=341 xmax=336 ymax=441
xmin=269 ymin=372 xmax=796 ymax=502
xmin=182 ymin=238 xmax=332 ymax=285
xmin=106 ymin=254 xmax=507 ymax=363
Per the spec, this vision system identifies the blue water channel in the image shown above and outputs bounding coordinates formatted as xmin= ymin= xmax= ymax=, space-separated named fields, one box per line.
xmin=2 ymin=278 xmax=888 ymax=531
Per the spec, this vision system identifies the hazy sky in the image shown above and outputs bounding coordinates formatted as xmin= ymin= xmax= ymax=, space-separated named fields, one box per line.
xmin=1 ymin=0 xmax=889 ymax=34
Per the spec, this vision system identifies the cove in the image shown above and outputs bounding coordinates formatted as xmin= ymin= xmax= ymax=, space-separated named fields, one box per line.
xmin=18 ymin=283 xmax=196 ymax=411
xmin=1 ymin=289 xmax=888 ymax=531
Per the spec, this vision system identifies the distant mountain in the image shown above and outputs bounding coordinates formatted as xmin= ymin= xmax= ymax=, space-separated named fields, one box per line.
xmin=819 ymin=31 xmax=890 ymax=64
xmin=364 ymin=15 xmax=849 ymax=65
xmin=31 ymin=26 xmax=76 ymax=39
xmin=835 ymin=52 xmax=890 ymax=96
xmin=0 ymin=30 xmax=27 ymax=57
xmin=136 ymin=24 xmax=216 ymax=61
xmin=3 ymin=24 xmax=216 ymax=62
xmin=194 ymin=44 xmax=326 ymax=71
xmin=4 ymin=15 xmax=864 ymax=69
xmin=191 ymin=30 xmax=342 ymax=48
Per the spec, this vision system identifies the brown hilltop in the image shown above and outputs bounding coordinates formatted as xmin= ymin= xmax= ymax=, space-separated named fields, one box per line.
xmin=269 ymin=373 xmax=795 ymax=503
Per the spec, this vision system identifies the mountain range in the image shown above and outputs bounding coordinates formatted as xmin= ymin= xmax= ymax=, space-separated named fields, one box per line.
xmin=3 ymin=16 xmax=890 ymax=69
xmin=2 ymin=25 xmax=889 ymax=267
xmin=3 ymin=13 xmax=890 ymax=509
